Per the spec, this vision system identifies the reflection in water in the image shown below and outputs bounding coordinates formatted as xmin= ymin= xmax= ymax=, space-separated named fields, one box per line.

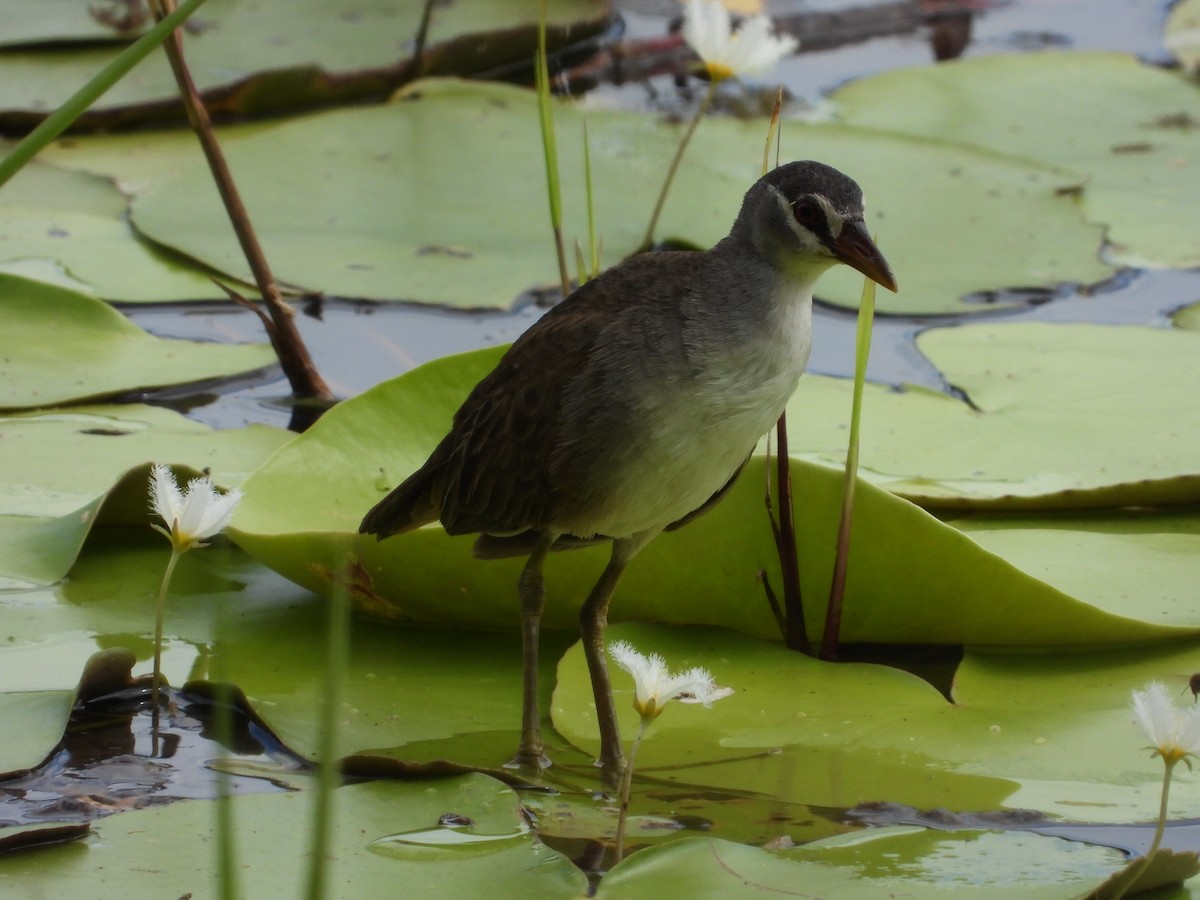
xmin=0 ymin=683 xmax=308 ymax=827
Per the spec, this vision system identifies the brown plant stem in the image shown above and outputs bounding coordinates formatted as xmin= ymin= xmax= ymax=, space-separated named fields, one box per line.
xmin=150 ymin=0 xmax=334 ymax=420
xmin=773 ymin=411 xmax=807 ymax=651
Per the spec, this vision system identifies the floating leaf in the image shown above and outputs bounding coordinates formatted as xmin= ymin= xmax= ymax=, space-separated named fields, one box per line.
xmin=596 ymin=831 xmax=1124 ymax=899
xmin=0 ymin=775 xmax=586 ymax=898
xmin=132 ymin=77 xmax=1108 ymax=313
xmin=0 ymin=403 xmax=289 ymax=586
xmin=1175 ymin=300 xmax=1200 ymax=332
xmin=0 ymin=162 xmax=230 ymax=301
xmin=555 ymin=623 xmax=1200 ymax=823
xmin=230 ymin=344 xmax=1200 ymax=646
xmin=0 ymin=0 xmax=612 ymax=127
xmin=0 ymin=273 xmax=276 ymax=408
xmin=833 ymin=51 xmax=1200 ymax=268
xmin=0 ymin=692 xmax=74 ymax=775
xmin=789 ymin=322 xmax=1200 ymax=508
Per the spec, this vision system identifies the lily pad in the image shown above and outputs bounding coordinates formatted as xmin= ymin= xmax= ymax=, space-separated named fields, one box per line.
xmin=597 ymin=831 xmax=1126 ymax=899
xmin=0 ymin=0 xmax=612 ymax=128
xmin=0 ymin=161 xmax=231 ymax=301
xmin=229 ymin=344 xmax=1200 ymax=646
xmin=791 ymin=322 xmax=1200 ymax=508
xmin=0 ymin=775 xmax=586 ymax=898
xmin=0 ymin=273 xmax=277 ymax=408
xmin=0 ymin=692 xmax=74 ymax=775
xmin=1175 ymin=300 xmax=1200 ymax=332
xmin=0 ymin=403 xmax=290 ymax=586
xmin=132 ymin=77 xmax=1109 ymax=314
xmin=554 ymin=623 xmax=1200 ymax=822
xmin=833 ymin=51 xmax=1200 ymax=268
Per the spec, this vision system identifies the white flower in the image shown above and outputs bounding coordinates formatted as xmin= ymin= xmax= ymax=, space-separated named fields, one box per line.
xmin=682 ymin=0 xmax=798 ymax=83
xmin=1132 ymin=680 xmax=1200 ymax=766
xmin=610 ymin=640 xmax=733 ymax=721
xmin=149 ymin=463 xmax=242 ymax=552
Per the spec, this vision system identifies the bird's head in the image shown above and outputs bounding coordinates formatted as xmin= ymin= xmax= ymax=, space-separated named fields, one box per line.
xmin=738 ymin=160 xmax=898 ymax=293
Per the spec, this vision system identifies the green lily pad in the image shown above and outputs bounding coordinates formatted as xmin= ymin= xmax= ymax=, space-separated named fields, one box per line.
xmin=833 ymin=51 xmax=1200 ymax=269
xmin=790 ymin=322 xmax=1200 ymax=509
xmin=0 ymin=0 xmax=149 ymax=47
xmin=1175 ymin=300 xmax=1200 ymax=332
xmin=0 ymin=0 xmax=611 ymax=127
xmin=132 ymin=77 xmax=1108 ymax=314
xmin=0 ymin=692 xmax=74 ymax=775
xmin=597 ymin=831 xmax=1126 ymax=899
xmin=0 ymin=273 xmax=277 ymax=408
xmin=0 ymin=775 xmax=586 ymax=898
xmin=0 ymin=161 xmax=231 ymax=301
xmin=230 ymin=344 xmax=1200 ymax=646
xmin=0 ymin=403 xmax=290 ymax=586
xmin=41 ymin=123 xmax=272 ymax=196
xmin=555 ymin=624 xmax=1200 ymax=823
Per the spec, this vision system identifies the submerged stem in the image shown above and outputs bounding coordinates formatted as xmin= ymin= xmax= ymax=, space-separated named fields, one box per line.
xmin=150 ymin=546 xmax=183 ymax=756
xmin=614 ymin=718 xmax=649 ymax=863
xmin=151 ymin=547 xmax=183 ymax=711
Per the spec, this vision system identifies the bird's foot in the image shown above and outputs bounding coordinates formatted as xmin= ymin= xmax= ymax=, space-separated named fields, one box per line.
xmin=504 ymin=748 xmax=552 ymax=774
xmin=594 ymin=753 xmax=627 ymax=789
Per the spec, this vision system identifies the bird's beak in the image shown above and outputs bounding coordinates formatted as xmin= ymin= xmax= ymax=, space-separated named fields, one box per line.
xmin=832 ymin=221 xmax=898 ymax=293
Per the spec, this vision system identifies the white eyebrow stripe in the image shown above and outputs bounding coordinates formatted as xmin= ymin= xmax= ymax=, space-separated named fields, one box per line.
xmin=813 ymin=194 xmax=841 ymax=238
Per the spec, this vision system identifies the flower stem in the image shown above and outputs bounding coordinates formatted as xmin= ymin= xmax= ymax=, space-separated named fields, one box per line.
xmin=151 ymin=547 xmax=184 ymax=713
xmin=614 ymin=718 xmax=649 ymax=863
xmin=150 ymin=546 xmax=183 ymax=756
xmin=640 ymin=79 xmax=719 ymax=251
xmin=1112 ymin=757 xmax=1177 ymax=900
xmin=1149 ymin=757 xmax=1176 ymax=859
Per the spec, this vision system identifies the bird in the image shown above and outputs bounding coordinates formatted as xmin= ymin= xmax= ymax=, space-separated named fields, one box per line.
xmin=360 ymin=160 xmax=897 ymax=777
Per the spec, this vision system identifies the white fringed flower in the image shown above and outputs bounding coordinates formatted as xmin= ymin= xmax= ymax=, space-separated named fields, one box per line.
xmin=610 ymin=640 xmax=733 ymax=721
xmin=149 ymin=463 xmax=242 ymax=552
xmin=682 ymin=0 xmax=798 ymax=83
xmin=1132 ymin=680 xmax=1200 ymax=766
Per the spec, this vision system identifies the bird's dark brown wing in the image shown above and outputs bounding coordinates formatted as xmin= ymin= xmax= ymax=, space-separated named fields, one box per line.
xmin=360 ymin=269 xmax=643 ymax=539
xmin=436 ymin=285 xmax=631 ymax=536
xmin=361 ymin=251 xmax=710 ymax=540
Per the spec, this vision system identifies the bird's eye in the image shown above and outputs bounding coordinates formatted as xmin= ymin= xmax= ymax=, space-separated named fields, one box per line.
xmin=792 ymin=199 xmax=823 ymax=230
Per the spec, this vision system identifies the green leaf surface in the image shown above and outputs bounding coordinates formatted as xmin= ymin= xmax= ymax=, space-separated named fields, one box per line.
xmin=0 ymin=0 xmax=150 ymax=47
xmin=0 ymin=775 xmax=586 ymax=898
xmin=0 ymin=274 xmax=276 ymax=408
xmin=0 ymin=403 xmax=290 ymax=586
xmin=0 ymin=162 xmax=230 ymax=301
xmin=0 ymin=0 xmax=611 ymax=126
xmin=230 ymin=344 xmax=1200 ymax=646
xmin=597 ymin=831 xmax=1125 ymax=899
xmin=554 ymin=624 xmax=1200 ymax=823
xmin=1175 ymin=300 xmax=1200 ymax=332
xmin=0 ymin=692 xmax=74 ymax=775
xmin=833 ymin=51 xmax=1200 ymax=268
xmin=795 ymin=322 xmax=1200 ymax=508
xmin=132 ymin=77 xmax=1108 ymax=314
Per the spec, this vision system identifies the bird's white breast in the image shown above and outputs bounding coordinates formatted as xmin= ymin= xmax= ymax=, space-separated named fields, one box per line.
xmin=566 ymin=283 xmax=813 ymax=539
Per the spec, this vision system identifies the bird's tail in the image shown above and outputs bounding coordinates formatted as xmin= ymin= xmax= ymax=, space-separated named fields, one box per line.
xmin=359 ymin=465 xmax=442 ymax=539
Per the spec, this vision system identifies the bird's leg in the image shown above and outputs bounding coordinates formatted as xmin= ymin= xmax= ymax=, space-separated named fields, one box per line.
xmin=509 ymin=532 xmax=556 ymax=771
xmin=580 ymin=536 xmax=649 ymax=781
